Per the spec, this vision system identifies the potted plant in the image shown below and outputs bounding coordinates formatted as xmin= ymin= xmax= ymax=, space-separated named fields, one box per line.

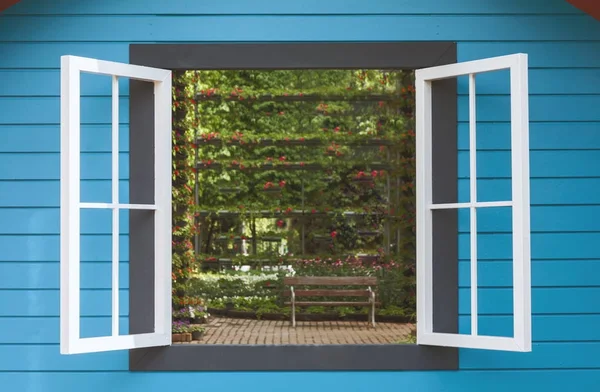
xmin=189 ymin=325 xmax=206 ymax=341
xmin=172 ymin=320 xmax=192 ymax=343
xmin=191 ymin=306 xmax=210 ymax=324
xmin=172 ymin=307 xmax=193 ymax=323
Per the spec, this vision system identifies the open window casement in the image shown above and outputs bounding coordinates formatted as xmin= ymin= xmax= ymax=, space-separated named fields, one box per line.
xmin=60 ymin=55 xmax=172 ymax=354
xmin=416 ymin=54 xmax=531 ymax=352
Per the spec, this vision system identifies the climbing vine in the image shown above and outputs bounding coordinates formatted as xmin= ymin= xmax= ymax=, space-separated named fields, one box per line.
xmin=172 ymin=68 xmax=417 ymax=313
xmin=171 ymin=72 xmax=199 ymax=302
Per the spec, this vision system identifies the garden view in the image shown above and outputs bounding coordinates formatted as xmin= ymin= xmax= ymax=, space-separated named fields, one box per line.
xmin=170 ymin=68 xmax=417 ymax=344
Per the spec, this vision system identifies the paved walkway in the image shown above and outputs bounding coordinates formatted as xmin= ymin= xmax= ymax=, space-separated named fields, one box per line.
xmin=183 ymin=317 xmax=414 ymax=345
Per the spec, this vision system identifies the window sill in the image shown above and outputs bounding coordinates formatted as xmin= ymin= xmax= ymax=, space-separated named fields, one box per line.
xmin=130 ymin=343 xmax=458 ymax=371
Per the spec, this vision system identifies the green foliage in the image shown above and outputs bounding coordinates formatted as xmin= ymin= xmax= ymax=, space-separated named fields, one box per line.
xmin=186 ymin=272 xmax=280 ymax=299
xmin=189 ymin=325 xmax=206 ymax=333
xmin=396 ymin=333 xmax=417 ymax=344
xmin=209 ymin=296 xmax=278 ymax=311
xmin=256 ymin=303 xmax=290 ymax=319
xmin=305 ymin=306 xmax=328 ymax=314
xmin=172 ymin=72 xmax=200 ymax=289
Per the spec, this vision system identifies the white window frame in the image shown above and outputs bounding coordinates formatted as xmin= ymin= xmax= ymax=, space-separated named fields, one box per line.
xmin=415 ymin=54 xmax=532 ymax=352
xmin=60 ymin=55 xmax=172 ymax=354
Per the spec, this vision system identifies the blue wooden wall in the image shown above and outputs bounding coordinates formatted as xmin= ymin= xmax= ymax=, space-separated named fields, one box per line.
xmin=1 ymin=0 xmax=600 ymax=390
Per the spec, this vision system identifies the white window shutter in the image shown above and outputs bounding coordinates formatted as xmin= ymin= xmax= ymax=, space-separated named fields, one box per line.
xmin=60 ymin=55 xmax=172 ymax=354
xmin=415 ymin=54 xmax=532 ymax=352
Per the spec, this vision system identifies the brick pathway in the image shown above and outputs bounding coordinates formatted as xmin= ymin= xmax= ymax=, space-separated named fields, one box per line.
xmin=183 ymin=317 xmax=414 ymax=345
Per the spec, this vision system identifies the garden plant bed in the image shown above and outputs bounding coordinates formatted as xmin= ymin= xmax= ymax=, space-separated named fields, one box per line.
xmin=207 ymin=307 xmax=412 ymax=323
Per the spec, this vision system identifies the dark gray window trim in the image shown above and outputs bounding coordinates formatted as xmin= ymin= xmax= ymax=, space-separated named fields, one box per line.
xmin=129 ymin=42 xmax=458 ymax=372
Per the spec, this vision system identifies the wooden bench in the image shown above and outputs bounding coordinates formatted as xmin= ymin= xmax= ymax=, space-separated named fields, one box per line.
xmin=283 ymin=276 xmax=378 ymax=327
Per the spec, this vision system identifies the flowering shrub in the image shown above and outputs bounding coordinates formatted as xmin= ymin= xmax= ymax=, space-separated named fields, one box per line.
xmin=172 ymin=295 xmax=205 ymax=307
xmin=209 ymin=296 xmax=278 ymax=311
xmin=172 ymin=320 xmax=191 ymax=334
xmin=172 ymin=72 xmax=201 ymax=305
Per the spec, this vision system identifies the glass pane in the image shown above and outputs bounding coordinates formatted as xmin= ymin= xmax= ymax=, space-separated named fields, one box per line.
xmin=477 ymin=206 xmax=513 ymax=338
xmin=80 ymin=208 xmax=112 ymax=338
xmin=80 ymin=73 xmax=113 ymax=204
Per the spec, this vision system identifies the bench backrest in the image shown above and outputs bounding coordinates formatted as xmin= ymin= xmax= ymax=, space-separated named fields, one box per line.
xmin=282 ymin=276 xmax=377 ymax=298
xmin=283 ymin=276 xmax=377 ymax=286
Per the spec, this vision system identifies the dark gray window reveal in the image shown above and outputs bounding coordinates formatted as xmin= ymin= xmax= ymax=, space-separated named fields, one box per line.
xmin=129 ymin=42 xmax=458 ymax=371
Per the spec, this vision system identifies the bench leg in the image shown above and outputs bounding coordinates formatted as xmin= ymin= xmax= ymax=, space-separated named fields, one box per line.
xmin=371 ymin=292 xmax=376 ymax=328
xmin=291 ymin=286 xmax=296 ymax=327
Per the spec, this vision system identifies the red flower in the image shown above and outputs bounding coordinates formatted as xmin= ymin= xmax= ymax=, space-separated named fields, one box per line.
xmin=276 ymin=220 xmax=284 ymax=228
xmin=279 ymin=180 xmax=286 ymax=188
xmin=330 ymin=231 xmax=337 ymax=238
xmin=279 ymin=156 xmax=286 ymax=162
xmin=371 ymin=170 xmax=378 ymax=177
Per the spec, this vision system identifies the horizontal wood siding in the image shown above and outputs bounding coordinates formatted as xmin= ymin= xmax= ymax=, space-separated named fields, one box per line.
xmin=0 ymin=0 xmax=599 ymax=390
